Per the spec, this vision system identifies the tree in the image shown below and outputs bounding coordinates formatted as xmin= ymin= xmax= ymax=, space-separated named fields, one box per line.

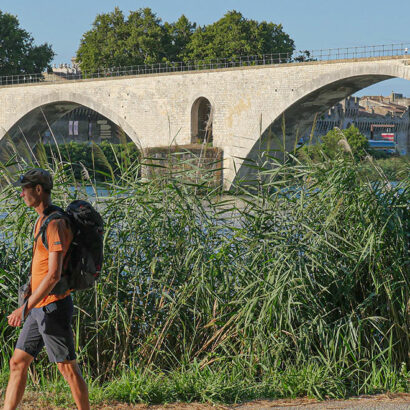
xmin=164 ymin=15 xmax=196 ymax=61
xmin=0 ymin=11 xmax=54 ymax=76
xmin=341 ymin=125 xmax=369 ymax=159
xmin=126 ymin=8 xmax=169 ymax=65
xmin=293 ymin=50 xmax=316 ymax=62
xmin=76 ymin=8 xmax=128 ymax=72
xmin=76 ymin=7 xmax=169 ymax=72
xmin=321 ymin=125 xmax=369 ymax=160
xmin=298 ymin=125 xmax=370 ymax=162
xmin=76 ymin=8 xmax=295 ymax=70
xmin=185 ymin=10 xmax=295 ymax=61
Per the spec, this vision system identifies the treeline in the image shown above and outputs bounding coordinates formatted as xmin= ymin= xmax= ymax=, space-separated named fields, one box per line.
xmin=76 ymin=9 xmax=295 ymax=72
xmin=0 ymin=7 xmax=295 ymax=77
xmin=41 ymin=141 xmax=140 ymax=181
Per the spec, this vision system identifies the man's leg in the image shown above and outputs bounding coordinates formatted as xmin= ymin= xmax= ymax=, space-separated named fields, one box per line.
xmin=3 ymin=349 xmax=34 ymax=410
xmin=57 ymin=360 xmax=89 ymax=410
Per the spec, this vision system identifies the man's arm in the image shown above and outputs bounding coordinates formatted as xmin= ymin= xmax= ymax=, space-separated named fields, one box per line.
xmin=7 ymin=251 xmax=63 ymax=327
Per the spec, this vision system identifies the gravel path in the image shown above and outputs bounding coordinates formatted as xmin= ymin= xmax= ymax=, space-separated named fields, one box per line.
xmin=2 ymin=393 xmax=409 ymax=409
xmin=234 ymin=394 xmax=410 ymax=409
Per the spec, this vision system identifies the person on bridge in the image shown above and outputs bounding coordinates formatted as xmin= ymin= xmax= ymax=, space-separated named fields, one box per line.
xmin=3 ymin=168 xmax=90 ymax=410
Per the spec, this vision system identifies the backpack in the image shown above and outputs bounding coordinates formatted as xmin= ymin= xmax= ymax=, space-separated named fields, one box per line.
xmin=35 ymin=200 xmax=104 ymax=294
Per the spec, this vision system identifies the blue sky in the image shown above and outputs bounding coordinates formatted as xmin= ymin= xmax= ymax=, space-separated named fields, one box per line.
xmin=1 ymin=0 xmax=409 ymax=96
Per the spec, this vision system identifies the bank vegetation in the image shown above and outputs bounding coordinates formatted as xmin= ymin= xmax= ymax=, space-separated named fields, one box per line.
xmin=0 ymin=144 xmax=408 ymax=407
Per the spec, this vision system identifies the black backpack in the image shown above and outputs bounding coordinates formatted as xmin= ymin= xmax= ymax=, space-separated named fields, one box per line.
xmin=36 ymin=200 xmax=104 ymax=294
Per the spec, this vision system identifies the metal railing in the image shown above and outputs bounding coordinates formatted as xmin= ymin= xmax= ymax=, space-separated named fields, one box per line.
xmin=0 ymin=42 xmax=408 ymax=87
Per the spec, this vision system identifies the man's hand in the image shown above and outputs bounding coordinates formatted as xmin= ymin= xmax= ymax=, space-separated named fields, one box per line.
xmin=7 ymin=305 xmax=27 ymax=327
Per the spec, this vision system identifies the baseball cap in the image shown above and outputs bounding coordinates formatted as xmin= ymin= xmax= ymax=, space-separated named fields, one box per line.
xmin=13 ymin=168 xmax=53 ymax=190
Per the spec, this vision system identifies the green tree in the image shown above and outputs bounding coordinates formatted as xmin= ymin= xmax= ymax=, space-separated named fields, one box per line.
xmin=298 ymin=125 xmax=370 ymax=162
xmin=126 ymin=8 xmax=169 ymax=65
xmin=322 ymin=125 xmax=369 ymax=159
xmin=0 ymin=11 xmax=54 ymax=76
xmin=186 ymin=10 xmax=294 ymax=61
xmin=76 ymin=7 xmax=169 ymax=72
xmin=342 ymin=125 xmax=369 ymax=159
xmin=76 ymin=8 xmax=129 ymax=72
xmin=164 ymin=15 xmax=196 ymax=61
xmin=294 ymin=50 xmax=316 ymax=62
xmin=76 ymin=8 xmax=295 ymax=70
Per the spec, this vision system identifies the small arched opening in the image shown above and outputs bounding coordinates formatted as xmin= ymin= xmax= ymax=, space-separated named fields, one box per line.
xmin=191 ymin=97 xmax=213 ymax=144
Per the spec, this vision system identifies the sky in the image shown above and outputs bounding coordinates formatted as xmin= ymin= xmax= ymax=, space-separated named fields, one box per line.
xmin=1 ymin=0 xmax=409 ymax=96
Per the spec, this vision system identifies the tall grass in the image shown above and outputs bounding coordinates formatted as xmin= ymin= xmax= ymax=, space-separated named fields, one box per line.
xmin=0 ymin=144 xmax=408 ymax=405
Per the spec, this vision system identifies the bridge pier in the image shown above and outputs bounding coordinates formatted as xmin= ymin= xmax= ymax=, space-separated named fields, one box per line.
xmin=141 ymin=144 xmax=224 ymax=188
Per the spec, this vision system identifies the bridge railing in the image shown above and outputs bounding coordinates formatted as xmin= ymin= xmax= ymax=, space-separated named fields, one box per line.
xmin=0 ymin=42 xmax=408 ymax=87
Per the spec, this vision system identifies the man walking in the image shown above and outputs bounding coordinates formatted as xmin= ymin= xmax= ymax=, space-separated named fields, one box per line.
xmin=3 ymin=168 xmax=89 ymax=410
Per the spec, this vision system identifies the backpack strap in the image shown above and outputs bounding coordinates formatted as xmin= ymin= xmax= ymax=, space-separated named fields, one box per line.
xmin=44 ymin=204 xmax=65 ymax=216
xmin=29 ymin=205 xmax=73 ymax=297
xmin=34 ymin=205 xmax=70 ymax=251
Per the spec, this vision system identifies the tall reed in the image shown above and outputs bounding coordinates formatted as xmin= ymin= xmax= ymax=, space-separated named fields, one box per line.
xmin=0 ymin=144 xmax=408 ymax=402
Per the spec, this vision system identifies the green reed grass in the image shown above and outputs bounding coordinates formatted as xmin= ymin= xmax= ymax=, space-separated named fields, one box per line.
xmin=0 ymin=143 xmax=408 ymax=406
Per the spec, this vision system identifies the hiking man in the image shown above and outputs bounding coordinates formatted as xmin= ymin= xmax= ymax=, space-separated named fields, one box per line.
xmin=3 ymin=168 xmax=90 ymax=410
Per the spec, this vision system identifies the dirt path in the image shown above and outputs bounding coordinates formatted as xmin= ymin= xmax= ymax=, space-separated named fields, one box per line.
xmin=3 ymin=393 xmax=409 ymax=409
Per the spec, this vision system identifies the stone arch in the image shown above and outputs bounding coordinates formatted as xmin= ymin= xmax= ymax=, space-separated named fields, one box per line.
xmin=232 ymin=61 xmax=410 ymax=187
xmin=191 ymin=97 xmax=213 ymax=144
xmin=0 ymin=91 xmax=142 ymax=151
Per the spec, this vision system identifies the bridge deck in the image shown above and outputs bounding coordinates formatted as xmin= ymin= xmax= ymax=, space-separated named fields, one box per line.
xmin=1 ymin=54 xmax=409 ymax=89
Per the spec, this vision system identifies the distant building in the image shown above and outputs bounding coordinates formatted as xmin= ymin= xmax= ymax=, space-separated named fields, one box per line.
xmin=304 ymin=92 xmax=409 ymax=155
xmin=41 ymin=106 xmax=125 ymax=145
xmin=51 ymin=57 xmax=81 ymax=76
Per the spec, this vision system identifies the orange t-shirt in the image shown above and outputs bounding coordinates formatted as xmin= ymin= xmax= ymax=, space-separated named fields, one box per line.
xmin=31 ymin=214 xmax=73 ymax=308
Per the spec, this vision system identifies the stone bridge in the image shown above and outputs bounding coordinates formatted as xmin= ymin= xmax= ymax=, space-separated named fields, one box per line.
xmin=0 ymin=55 xmax=409 ymax=189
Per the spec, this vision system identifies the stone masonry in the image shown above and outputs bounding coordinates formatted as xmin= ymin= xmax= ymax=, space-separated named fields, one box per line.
xmin=0 ymin=56 xmax=409 ymax=189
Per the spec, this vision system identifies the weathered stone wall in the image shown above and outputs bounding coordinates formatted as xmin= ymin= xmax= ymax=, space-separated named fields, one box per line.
xmin=0 ymin=56 xmax=409 ymax=188
xmin=142 ymin=145 xmax=223 ymax=187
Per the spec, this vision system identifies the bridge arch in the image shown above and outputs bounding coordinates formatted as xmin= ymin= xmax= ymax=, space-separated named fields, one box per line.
xmin=0 ymin=91 xmax=142 ymax=152
xmin=232 ymin=60 xmax=410 ymax=186
xmin=191 ymin=96 xmax=213 ymax=144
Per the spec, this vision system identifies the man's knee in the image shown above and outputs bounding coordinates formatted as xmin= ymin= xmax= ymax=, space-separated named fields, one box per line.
xmin=9 ymin=351 xmax=32 ymax=374
xmin=57 ymin=360 xmax=81 ymax=382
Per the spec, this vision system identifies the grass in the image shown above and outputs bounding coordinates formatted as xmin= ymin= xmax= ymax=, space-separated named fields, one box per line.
xmin=0 ymin=141 xmax=409 ymax=407
xmin=1 ymin=361 xmax=408 ymax=407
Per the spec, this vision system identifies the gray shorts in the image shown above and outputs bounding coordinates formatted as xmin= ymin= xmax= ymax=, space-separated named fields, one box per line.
xmin=16 ymin=296 xmax=76 ymax=363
